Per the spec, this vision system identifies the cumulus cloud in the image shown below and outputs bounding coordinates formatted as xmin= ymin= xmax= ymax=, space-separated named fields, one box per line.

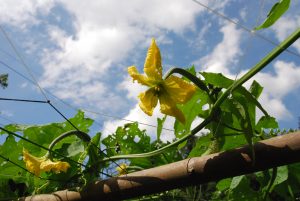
xmin=36 ymin=0 xmax=212 ymax=114
xmin=193 ymin=21 xmax=243 ymax=75
xmin=244 ymin=60 xmax=300 ymax=121
xmin=0 ymin=0 xmax=54 ymax=28
xmin=271 ymin=15 xmax=300 ymax=53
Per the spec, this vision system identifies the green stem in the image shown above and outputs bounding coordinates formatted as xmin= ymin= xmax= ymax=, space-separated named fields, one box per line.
xmin=46 ymin=130 xmax=91 ymax=160
xmin=164 ymin=67 xmax=210 ymax=93
xmin=99 ymin=28 xmax=300 ymax=163
xmin=99 ymin=117 xmax=212 ymax=162
xmin=212 ymin=28 xmax=300 ymax=112
xmin=263 ymin=167 xmax=277 ymax=200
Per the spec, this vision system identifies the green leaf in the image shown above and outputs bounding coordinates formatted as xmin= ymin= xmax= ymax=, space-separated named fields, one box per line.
xmin=254 ymin=0 xmax=290 ymax=30
xmin=217 ymin=178 xmax=232 ymax=191
xmin=156 ymin=115 xmax=166 ymax=141
xmin=59 ymin=140 xmax=85 ymax=157
xmin=249 ymin=80 xmax=263 ymax=99
xmin=174 ymin=90 xmax=209 ymax=139
xmin=91 ymin=132 xmax=101 ymax=147
xmin=188 ymin=134 xmax=211 ymax=157
xmin=255 ymin=116 xmax=279 ymax=131
xmin=222 ymin=134 xmax=247 ymax=151
xmin=228 ymin=175 xmax=261 ymax=200
xmin=230 ymin=175 xmax=244 ymax=189
xmin=201 ymin=72 xmax=233 ymax=89
xmin=102 ymin=123 xmax=153 ymax=167
xmin=271 ymin=166 xmax=288 ymax=190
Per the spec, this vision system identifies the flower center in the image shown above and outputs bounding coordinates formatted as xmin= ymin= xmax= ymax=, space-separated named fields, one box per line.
xmin=153 ymin=83 xmax=163 ymax=96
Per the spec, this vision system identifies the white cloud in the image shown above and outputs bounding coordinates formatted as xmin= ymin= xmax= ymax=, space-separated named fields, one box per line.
xmin=254 ymin=61 xmax=300 ymax=99
xmin=241 ymin=60 xmax=300 ymax=121
xmin=0 ymin=0 xmax=54 ymax=28
xmin=257 ymin=93 xmax=291 ymax=121
xmin=37 ymin=0 xmax=214 ymax=113
xmin=271 ymin=15 xmax=300 ymax=53
xmin=193 ymin=22 xmax=243 ymax=74
xmin=239 ymin=7 xmax=247 ymax=22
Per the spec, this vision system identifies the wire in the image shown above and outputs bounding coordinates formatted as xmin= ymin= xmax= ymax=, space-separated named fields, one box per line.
xmin=0 ymin=96 xmax=125 ymax=176
xmin=0 ymin=153 xmax=67 ymax=183
xmin=0 ymin=59 xmax=174 ymax=132
xmin=0 ymin=126 xmax=112 ymax=178
xmin=0 ymin=97 xmax=48 ymax=104
xmin=0 ymin=25 xmax=49 ymax=100
xmin=192 ymin=0 xmax=300 ymax=59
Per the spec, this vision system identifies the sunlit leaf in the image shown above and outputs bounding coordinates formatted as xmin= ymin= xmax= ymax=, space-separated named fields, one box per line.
xmin=254 ymin=0 xmax=290 ymax=30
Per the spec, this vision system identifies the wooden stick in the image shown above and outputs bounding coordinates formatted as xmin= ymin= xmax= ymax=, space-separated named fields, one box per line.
xmin=22 ymin=131 xmax=300 ymax=201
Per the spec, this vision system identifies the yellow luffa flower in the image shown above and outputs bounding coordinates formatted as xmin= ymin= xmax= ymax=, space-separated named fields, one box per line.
xmin=23 ymin=148 xmax=70 ymax=176
xmin=128 ymin=39 xmax=196 ymax=124
xmin=116 ymin=163 xmax=128 ymax=175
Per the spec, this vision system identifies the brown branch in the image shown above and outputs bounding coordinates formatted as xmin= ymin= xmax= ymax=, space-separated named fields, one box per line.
xmin=22 ymin=131 xmax=300 ymax=201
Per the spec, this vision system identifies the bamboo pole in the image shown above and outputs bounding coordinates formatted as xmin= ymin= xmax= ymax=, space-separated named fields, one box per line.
xmin=22 ymin=131 xmax=300 ymax=201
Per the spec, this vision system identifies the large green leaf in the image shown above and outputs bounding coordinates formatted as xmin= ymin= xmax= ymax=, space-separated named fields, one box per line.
xmin=270 ymin=166 xmax=288 ymax=191
xmin=254 ymin=0 xmax=290 ymax=30
xmin=174 ymin=90 xmax=209 ymax=139
xmin=255 ymin=116 xmax=279 ymax=131
xmin=102 ymin=123 xmax=153 ymax=167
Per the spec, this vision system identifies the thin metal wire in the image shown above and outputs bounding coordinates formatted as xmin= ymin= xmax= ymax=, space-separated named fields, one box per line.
xmin=192 ymin=0 xmax=300 ymax=58
xmin=0 ymin=94 xmax=124 ymax=176
xmin=0 ymin=126 xmax=112 ymax=178
xmin=0 ymin=25 xmax=49 ymax=100
xmin=0 ymin=97 xmax=48 ymax=104
xmin=0 ymin=153 xmax=67 ymax=182
xmin=0 ymin=59 xmax=174 ymax=132
xmin=0 ymin=126 xmax=83 ymax=166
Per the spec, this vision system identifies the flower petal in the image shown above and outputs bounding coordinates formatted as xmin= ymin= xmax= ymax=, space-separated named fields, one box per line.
xmin=164 ymin=75 xmax=196 ymax=104
xmin=23 ymin=148 xmax=43 ymax=176
xmin=144 ymin=39 xmax=162 ymax=80
xmin=23 ymin=148 xmax=70 ymax=176
xmin=128 ymin=66 xmax=151 ymax=86
xmin=116 ymin=163 xmax=128 ymax=175
xmin=40 ymin=160 xmax=70 ymax=174
xmin=159 ymin=92 xmax=186 ymax=124
xmin=138 ymin=88 xmax=158 ymax=116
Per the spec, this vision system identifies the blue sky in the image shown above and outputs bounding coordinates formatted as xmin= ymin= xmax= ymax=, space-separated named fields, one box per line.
xmin=0 ymin=0 xmax=300 ymax=141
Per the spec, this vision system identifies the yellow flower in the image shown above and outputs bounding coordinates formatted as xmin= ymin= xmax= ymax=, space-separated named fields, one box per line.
xmin=23 ymin=148 xmax=70 ymax=176
xmin=116 ymin=163 xmax=128 ymax=175
xmin=128 ymin=39 xmax=196 ymax=124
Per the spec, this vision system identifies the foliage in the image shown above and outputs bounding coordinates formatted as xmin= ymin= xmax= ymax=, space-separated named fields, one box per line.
xmin=254 ymin=0 xmax=290 ymax=30
xmin=1 ymin=67 xmax=299 ymax=200
xmin=0 ymin=73 xmax=8 ymax=89
xmin=0 ymin=2 xmax=299 ymax=199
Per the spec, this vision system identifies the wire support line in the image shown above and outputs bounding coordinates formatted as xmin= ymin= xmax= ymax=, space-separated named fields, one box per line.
xmin=47 ymin=101 xmax=79 ymax=131
xmin=0 ymin=126 xmax=83 ymax=167
xmin=0 ymin=25 xmax=49 ymax=100
xmin=0 ymin=126 xmax=112 ymax=178
xmin=47 ymin=101 xmax=129 ymax=175
xmin=0 ymin=153 xmax=68 ymax=183
xmin=0 ymin=59 xmax=175 ymax=132
xmin=0 ymin=97 xmax=48 ymax=104
xmin=0 ymin=126 xmax=104 ymax=174
xmin=192 ymin=0 xmax=300 ymax=59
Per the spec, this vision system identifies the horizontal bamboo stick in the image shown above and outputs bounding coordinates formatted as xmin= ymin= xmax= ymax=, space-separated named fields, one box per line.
xmin=22 ymin=131 xmax=300 ymax=201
